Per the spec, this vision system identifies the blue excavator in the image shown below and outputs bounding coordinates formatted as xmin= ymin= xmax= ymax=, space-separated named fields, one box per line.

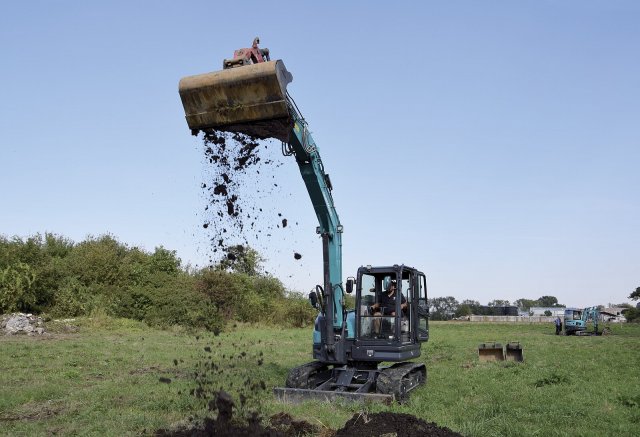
xmin=563 ymin=306 xmax=601 ymax=335
xmin=179 ymin=39 xmax=429 ymax=403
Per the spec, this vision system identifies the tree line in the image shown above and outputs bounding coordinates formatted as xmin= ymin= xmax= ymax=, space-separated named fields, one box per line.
xmin=428 ymin=293 xmax=640 ymax=321
xmin=0 ymin=233 xmax=316 ymax=331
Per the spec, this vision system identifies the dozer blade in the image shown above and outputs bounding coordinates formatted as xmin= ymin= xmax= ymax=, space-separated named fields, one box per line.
xmin=178 ymin=60 xmax=294 ymax=141
xmin=273 ymin=387 xmax=392 ymax=404
xmin=478 ymin=342 xmax=505 ymax=362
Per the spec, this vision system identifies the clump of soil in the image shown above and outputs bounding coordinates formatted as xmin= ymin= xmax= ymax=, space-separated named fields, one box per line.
xmin=335 ymin=412 xmax=463 ymax=437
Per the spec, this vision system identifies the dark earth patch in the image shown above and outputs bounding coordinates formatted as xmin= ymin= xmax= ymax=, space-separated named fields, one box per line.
xmin=335 ymin=411 xmax=463 ymax=437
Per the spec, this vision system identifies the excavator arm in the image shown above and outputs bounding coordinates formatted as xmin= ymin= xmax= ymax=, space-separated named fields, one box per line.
xmin=179 ymin=53 xmax=345 ymax=356
xmin=285 ymin=102 xmax=344 ymax=356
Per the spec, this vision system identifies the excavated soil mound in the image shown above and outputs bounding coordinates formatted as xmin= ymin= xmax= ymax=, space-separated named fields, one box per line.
xmin=335 ymin=412 xmax=463 ymax=437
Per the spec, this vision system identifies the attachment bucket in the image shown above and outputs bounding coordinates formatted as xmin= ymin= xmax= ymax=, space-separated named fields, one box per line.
xmin=478 ymin=342 xmax=505 ymax=362
xmin=505 ymin=342 xmax=524 ymax=362
xmin=178 ymin=60 xmax=294 ymax=141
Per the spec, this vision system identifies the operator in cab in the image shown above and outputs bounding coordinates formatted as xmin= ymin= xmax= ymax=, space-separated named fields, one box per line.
xmin=371 ymin=280 xmax=407 ymax=317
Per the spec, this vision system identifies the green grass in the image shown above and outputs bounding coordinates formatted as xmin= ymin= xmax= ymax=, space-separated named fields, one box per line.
xmin=1 ymin=319 xmax=639 ymax=436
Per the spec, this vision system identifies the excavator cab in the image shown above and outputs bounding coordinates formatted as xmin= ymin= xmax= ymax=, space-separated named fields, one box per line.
xmin=355 ymin=269 xmax=429 ymax=345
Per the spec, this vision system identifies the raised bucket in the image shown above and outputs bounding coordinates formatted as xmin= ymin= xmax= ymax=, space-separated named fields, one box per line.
xmin=178 ymin=60 xmax=294 ymax=141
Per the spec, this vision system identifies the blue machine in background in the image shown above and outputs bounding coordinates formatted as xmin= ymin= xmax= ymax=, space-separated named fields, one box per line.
xmin=564 ymin=307 xmax=601 ymax=335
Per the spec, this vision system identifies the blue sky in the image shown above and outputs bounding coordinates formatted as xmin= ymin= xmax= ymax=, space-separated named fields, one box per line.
xmin=1 ymin=1 xmax=638 ymax=307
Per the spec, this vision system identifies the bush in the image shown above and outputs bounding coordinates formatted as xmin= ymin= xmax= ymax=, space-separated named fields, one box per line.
xmin=0 ymin=262 xmax=37 ymax=313
xmin=50 ymin=278 xmax=93 ymax=317
xmin=0 ymin=233 xmax=319 ymax=333
xmin=274 ymin=293 xmax=317 ymax=328
xmin=196 ymin=269 xmax=248 ymax=320
xmin=622 ymin=308 xmax=640 ymax=323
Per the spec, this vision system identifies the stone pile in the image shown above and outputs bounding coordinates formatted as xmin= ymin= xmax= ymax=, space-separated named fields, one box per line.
xmin=1 ymin=313 xmax=46 ymax=335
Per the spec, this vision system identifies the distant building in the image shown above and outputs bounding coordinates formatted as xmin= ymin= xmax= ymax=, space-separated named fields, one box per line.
xmin=601 ymin=308 xmax=628 ymax=323
xmin=530 ymin=307 xmax=565 ymax=317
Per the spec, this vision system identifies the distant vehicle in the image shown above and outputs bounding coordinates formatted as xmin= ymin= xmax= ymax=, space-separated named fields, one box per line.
xmin=563 ymin=307 xmax=600 ymax=335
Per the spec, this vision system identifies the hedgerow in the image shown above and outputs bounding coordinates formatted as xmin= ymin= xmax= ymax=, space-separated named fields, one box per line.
xmin=0 ymin=233 xmax=316 ymax=331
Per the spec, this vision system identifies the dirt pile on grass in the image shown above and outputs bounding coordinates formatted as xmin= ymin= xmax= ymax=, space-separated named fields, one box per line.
xmin=335 ymin=412 xmax=463 ymax=437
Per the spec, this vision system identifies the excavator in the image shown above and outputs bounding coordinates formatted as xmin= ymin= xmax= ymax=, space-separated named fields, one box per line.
xmin=563 ymin=306 xmax=601 ymax=336
xmin=179 ymin=39 xmax=429 ymax=403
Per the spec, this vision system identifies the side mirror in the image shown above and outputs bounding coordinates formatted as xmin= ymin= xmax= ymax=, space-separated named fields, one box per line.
xmin=346 ymin=277 xmax=355 ymax=294
xmin=309 ymin=291 xmax=318 ymax=308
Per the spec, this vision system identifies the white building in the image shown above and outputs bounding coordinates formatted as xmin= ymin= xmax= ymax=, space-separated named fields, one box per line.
xmin=601 ymin=308 xmax=627 ymax=323
xmin=530 ymin=307 xmax=565 ymax=317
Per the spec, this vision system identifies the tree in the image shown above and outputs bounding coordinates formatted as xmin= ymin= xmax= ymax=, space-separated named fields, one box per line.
xmin=455 ymin=299 xmax=481 ymax=317
xmin=488 ymin=299 xmax=511 ymax=307
xmin=515 ymin=298 xmax=538 ymax=311
xmin=454 ymin=304 xmax=473 ymax=318
xmin=428 ymin=296 xmax=459 ymax=321
xmin=544 ymin=310 xmax=552 ymax=316
xmin=629 ymin=286 xmax=640 ymax=301
xmin=148 ymin=246 xmax=181 ymax=275
xmin=538 ymin=295 xmax=559 ymax=307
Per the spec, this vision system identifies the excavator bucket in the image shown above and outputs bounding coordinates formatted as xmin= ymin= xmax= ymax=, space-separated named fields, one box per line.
xmin=505 ymin=342 xmax=524 ymax=362
xmin=178 ymin=60 xmax=294 ymax=141
xmin=478 ymin=342 xmax=505 ymax=362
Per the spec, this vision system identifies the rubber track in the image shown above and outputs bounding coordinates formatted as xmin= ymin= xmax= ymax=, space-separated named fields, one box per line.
xmin=376 ymin=362 xmax=426 ymax=402
xmin=285 ymin=361 xmax=328 ymax=389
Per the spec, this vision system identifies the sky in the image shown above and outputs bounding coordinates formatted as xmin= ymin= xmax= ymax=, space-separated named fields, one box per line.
xmin=1 ymin=1 xmax=638 ymax=308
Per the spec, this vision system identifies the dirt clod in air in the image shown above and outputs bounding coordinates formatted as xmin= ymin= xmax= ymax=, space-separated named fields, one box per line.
xmin=294 ymin=252 xmax=302 ymax=260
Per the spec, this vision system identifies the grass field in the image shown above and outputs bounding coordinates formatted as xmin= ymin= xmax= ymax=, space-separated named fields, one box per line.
xmin=1 ymin=317 xmax=639 ymax=436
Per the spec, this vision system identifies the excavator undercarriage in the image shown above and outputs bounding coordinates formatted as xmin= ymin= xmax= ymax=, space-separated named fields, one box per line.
xmin=274 ymin=361 xmax=426 ymax=404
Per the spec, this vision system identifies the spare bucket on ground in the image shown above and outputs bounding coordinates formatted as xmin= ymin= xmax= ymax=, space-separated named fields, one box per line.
xmin=178 ymin=60 xmax=294 ymax=141
xmin=505 ymin=342 xmax=524 ymax=362
xmin=478 ymin=342 xmax=505 ymax=362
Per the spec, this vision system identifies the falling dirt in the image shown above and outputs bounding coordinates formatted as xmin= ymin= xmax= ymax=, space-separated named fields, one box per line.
xmin=198 ymin=130 xmax=302 ymax=267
